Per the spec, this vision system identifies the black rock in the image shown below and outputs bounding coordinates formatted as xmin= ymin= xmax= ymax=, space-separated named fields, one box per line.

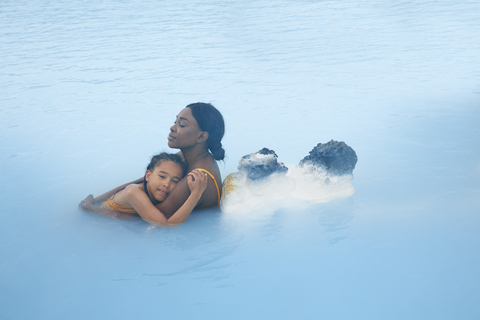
xmin=238 ymin=148 xmax=289 ymax=181
xmin=299 ymin=140 xmax=357 ymax=176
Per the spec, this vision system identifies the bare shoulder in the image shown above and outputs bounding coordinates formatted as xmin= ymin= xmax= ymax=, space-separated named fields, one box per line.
xmin=117 ymin=184 xmax=145 ymax=202
xmin=190 ymin=157 xmax=222 ymax=208
xmin=123 ymin=184 xmax=143 ymax=195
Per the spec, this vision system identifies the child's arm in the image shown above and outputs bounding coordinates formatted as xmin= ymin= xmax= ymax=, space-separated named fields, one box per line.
xmin=126 ymin=170 xmax=208 ymax=226
xmin=150 ymin=167 xmax=220 ymax=217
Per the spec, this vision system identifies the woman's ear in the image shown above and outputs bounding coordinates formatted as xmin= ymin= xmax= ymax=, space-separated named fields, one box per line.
xmin=197 ymin=131 xmax=209 ymax=143
xmin=145 ymin=170 xmax=152 ymax=182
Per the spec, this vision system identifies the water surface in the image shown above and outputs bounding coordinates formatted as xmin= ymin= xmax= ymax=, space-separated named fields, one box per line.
xmin=1 ymin=0 xmax=479 ymax=319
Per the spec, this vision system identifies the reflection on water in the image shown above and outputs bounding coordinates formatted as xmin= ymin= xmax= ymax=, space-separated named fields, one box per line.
xmin=318 ymin=201 xmax=355 ymax=245
xmin=1 ymin=0 xmax=480 ymax=319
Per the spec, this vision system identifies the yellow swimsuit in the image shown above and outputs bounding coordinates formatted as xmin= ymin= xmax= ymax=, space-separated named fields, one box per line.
xmin=101 ymin=197 xmax=137 ymax=214
xmin=101 ymin=186 xmax=137 ymax=214
xmin=194 ymin=168 xmax=221 ymax=205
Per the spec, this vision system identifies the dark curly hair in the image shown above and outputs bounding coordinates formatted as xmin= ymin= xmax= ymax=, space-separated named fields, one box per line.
xmin=145 ymin=152 xmax=187 ymax=175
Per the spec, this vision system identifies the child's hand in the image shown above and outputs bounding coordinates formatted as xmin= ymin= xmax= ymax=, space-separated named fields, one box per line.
xmin=187 ymin=170 xmax=208 ymax=195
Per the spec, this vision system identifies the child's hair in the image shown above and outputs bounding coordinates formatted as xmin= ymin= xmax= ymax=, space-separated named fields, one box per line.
xmin=146 ymin=152 xmax=187 ymax=176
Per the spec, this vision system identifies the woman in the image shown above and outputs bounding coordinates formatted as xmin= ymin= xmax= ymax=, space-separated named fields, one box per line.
xmin=81 ymin=102 xmax=225 ymax=220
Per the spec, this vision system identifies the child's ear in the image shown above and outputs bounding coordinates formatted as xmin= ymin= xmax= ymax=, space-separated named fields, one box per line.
xmin=197 ymin=131 xmax=209 ymax=143
xmin=145 ymin=170 xmax=151 ymax=182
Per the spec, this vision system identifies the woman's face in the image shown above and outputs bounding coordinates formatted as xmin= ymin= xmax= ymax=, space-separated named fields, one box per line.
xmin=168 ymin=107 xmax=202 ymax=149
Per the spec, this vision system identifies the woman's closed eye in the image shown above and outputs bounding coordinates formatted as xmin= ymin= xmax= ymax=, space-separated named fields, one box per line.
xmin=173 ymin=120 xmax=185 ymax=128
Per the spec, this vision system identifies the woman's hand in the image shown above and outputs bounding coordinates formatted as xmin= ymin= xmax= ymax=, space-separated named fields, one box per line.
xmin=80 ymin=194 xmax=95 ymax=211
xmin=187 ymin=170 xmax=208 ymax=196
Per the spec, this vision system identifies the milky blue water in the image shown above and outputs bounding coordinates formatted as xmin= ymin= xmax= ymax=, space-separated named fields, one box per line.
xmin=1 ymin=0 xmax=480 ymax=319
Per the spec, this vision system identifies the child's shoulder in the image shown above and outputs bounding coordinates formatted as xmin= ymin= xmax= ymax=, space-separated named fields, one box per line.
xmin=123 ymin=183 xmax=144 ymax=196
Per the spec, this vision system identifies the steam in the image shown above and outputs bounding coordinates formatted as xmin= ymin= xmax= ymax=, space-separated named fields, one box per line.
xmin=220 ymin=164 xmax=355 ymax=216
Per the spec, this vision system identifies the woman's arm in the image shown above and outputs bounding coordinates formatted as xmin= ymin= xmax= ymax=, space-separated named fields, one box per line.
xmin=152 ymin=177 xmax=192 ymax=218
xmin=80 ymin=195 xmax=141 ymax=220
xmin=152 ymin=166 xmax=220 ymax=217
xmin=92 ymin=178 xmax=143 ymax=202
xmin=126 ymin=170 xmax=208 ymax=226
xmin=93 ymin=177 xmax=143 ymax=203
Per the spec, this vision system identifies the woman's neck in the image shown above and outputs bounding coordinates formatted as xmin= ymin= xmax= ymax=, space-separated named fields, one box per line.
xmin=181 ymin=144 xmax=211 ymax=169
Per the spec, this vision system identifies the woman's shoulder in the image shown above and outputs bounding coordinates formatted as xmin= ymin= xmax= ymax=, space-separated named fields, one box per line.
xmin=191 ymin=159 xmax=221 ymax=182
xmin=190 ymin=159 xmax=222 ymax=208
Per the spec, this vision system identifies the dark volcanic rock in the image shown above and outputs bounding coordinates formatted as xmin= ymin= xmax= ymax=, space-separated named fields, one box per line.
xmin=238 ymin=148 xmax=288 ymax=181
xmin=299 ymin=140 xmax=357 ymax=176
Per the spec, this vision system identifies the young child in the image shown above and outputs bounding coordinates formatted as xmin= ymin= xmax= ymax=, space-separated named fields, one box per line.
xmin=80 ymin=153 xmax=208 ymax=226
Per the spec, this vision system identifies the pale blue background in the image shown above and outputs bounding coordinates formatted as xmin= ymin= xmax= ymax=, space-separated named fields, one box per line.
xmin=1 ymin=0 xmax=479 ymax=319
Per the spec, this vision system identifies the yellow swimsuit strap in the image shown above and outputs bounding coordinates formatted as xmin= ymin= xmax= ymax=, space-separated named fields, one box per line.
xmin=193 ymin=168 xmax=220 ymax=205
xmin=102 ymin=198 xmax=137 ymax=214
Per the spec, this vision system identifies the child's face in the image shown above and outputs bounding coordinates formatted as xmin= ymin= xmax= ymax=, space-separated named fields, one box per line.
xmin=145 ymin=161 xmax=183 ymax=203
